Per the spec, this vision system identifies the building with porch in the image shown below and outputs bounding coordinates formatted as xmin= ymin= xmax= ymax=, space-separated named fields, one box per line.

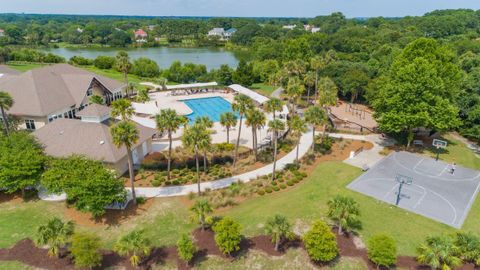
xmin=0 ymin=64 xmax=126 ymax=130
xmin=33 ymin=104 xmax=156 ymax=175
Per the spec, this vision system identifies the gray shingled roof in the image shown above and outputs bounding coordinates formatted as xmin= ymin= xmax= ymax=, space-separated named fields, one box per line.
xmin=76 ymin=104 xmax=111 ymax=118
xmin=0 ymin=64 xmax=124 ymax=117
xmin=33 ymin=118 xmax=156 ymax=164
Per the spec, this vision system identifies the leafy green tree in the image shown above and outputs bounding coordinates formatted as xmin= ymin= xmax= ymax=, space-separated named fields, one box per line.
xmin=0 ymin=91 xmax=14 ymax=135
xmin=115 ymin=51 xmax=132 ymax=96
xmin=317 ymin=77 xmax=338 ymax=109
xmin=367 ymin=234 xmax=397 ymax=269
xmin=212 ymin=217 xmax=242 ymax=256
xmin=36 ymin=217 xmax=75 ymax=258
xmin=182 ymin=123 xmax=211 ymax=195
xmin=132 ymin=57 xmax=160 ymax=78
xmin=110 ymin=121 xmax=139 ymax=205
xmin=304 ymin=106 xmax=327 ymax=152
xmin=93 ymin=55 xmax=115 ymax=69
xmin=417 ymin=235 xmax=462 ymax=270
xmin=220 ymin=112 xmax=237 ymax=143
xmin=89 ymin=94 xmax=104 ymax=105
xmin=114 ymin=230 xmax=151 ymax=268
xmin=195 ymin=116 xmax=214 ymax=172
xmin=327 ymin=195 xmax=361 ymax=235
xmin=177 ymin=233 xmax=196 ymax=263
xmin=41 ymin=156 xmax=126 ymax=217
xmin=155 ymin=109 xmax=187 ymax=180
xmin=288 ymin=115 xmax=307 ymax=165
xmin=190 ymin=199 xmax=213 ymax=230
xmin=302 ymin=220 xmax=338 ymax=262
xmin=285 ymin=77 xmax=305 ymax=114
xmin=0 ymin=131 xmax=44 ymax=197
xmin=70 ymin=233 xmax=102 ymax=269
xmin=216 ymin=64 xmax=233 ymax=86
xmin=264 ymin=98 xmax=283 ymax=120
xmin=268 ymin=119 xmax=285 ymax=181
xmin=265 ymin=214 xmax=294 ymax=251
xmin=371 ymin=38 xmax=462 ymax=147
xmin=454 ymin=232 xmax=480 ymax=266
xmin=245 ymin=108 xmax=266 ymax=161
xmin=231 ymin=94 xmax=254 ymax=168
xmin=232 ymin=60 xmax=254 ymax=87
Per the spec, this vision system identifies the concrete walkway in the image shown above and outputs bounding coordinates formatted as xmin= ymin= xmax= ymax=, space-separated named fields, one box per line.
xmin=327 ymin=133 xmax=395 ymax=169
xmin=271 ymin=87 xmax=284 ymax=98
xmin=132 ymin=129 xmax=313 ymax=198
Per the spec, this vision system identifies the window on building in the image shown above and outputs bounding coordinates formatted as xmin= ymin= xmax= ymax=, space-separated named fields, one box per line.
xmin=25 ymin=119 xmax=36 ymax=130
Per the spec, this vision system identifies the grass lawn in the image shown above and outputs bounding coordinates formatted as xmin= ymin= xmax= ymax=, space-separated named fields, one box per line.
xmin=251 ymin=83 xmax=276 ymax=97
xmin=424 ymin=134 xmax=480 ymax=170
xmin=0 ymin=261 xmax=33 ymax=270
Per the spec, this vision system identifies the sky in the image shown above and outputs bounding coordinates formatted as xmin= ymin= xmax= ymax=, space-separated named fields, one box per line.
xmin=1 ymin=0 xmax=480 ymax=18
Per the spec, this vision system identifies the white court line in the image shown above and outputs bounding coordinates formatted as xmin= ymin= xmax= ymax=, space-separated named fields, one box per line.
xmin=457 ymin=178 xmax=480 ymax=226
xmin=392 ymin=153 xmax=480 ymax=182
xmin=412 ymin=184 xmax=427 ymax=209
xmin=383 ymin=183 xmax=399 ymax=200
xmin=412 ymin=158 xmax=425 ymax=171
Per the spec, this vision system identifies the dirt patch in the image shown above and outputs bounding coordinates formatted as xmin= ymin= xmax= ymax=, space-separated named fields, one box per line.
xmin=64 ymin=198 xmax=155 ymax=227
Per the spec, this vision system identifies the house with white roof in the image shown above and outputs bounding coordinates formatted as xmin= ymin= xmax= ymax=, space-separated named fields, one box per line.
xmin=0 ymin=29 xmax=5 ymax=37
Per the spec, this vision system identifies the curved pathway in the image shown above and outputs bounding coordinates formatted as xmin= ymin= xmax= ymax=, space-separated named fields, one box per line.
xmin=270 ymin=87 xmax=284 ymax=98
xmin=132 ymin=129 xmax=313 ymax=198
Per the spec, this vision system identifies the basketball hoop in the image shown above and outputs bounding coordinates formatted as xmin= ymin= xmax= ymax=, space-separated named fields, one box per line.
xmin=395 ymin=174 xmax=413 ymax=206
xmin=432 ymin=139 xmax=447 ymax=161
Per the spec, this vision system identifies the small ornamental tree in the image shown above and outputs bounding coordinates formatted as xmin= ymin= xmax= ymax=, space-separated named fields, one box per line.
xmin=190 ymin=199 xmax=213 ymax=230
xmin=114 ymin=230 xmax=151 ymax=267
xmin=327 ymin=195 xmax=361 ymax=235
xmin=41 ymin=156 xmax=126 ymax=217
xmin=265 ymin=214 xmax=295 ymax=251
xmin=367 ymin=234 xmax=397 ymax=269
xmin=212 ymin=217 xmax=242 ymax=256
xmin=302 ymin=220 xmax=338 ymax=263
xmin=36 ymin=217 xmax=75 ymax=258
xmin=417 ymin=235 xmax=462 ymax=270
xmin=454 ymin=232 xmax=480 ymax=266
xmin=70 ymin=233 xmax=102 ymax=269
xmin=177 ymin=233 xmax=196 ymax=264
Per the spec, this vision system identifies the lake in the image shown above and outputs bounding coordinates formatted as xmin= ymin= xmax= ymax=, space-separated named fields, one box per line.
xmin=41 ymin=47 xmax=239 ymax=70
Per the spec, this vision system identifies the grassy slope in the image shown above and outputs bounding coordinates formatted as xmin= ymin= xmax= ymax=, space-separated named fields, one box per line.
xmin=251 ymin=83 xmax=275 ymax=97
xmin=6 ymin=63 xmax=46 ymax=72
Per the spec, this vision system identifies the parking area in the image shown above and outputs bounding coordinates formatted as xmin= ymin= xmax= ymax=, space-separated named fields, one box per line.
xmin=347 ymin=151 xmax=480 ymax=228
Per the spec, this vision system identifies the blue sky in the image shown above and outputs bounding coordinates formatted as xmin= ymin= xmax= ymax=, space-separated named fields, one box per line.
xmin=2 ymin=0 xmax=480 ymax=18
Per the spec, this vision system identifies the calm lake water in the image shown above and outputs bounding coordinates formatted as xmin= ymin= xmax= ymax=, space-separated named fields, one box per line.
xmin=41 ymin=47 xmax=239 ymax=70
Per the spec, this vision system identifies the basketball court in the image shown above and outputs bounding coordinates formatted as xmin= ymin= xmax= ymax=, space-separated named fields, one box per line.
xmin=347 ymin=151 xmax=480 ymax=228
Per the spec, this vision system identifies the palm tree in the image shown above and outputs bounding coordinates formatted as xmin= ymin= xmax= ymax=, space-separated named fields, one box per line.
xmin=304 ymin=106 xmax=327 ymax=152
xmin=245 ymin=108 xmax=266 ymax=162
xmin=286 ymin=77 xmax=305 ymax=115
xmin=111 ymin=121 xmax=139 ymax=205
xmin=220 ymin=112 xmax=237 ymax=143
xmin=195 ymin=116 xmax=213 ymax=173
xmin=231 ymin=94 xmax=254 ymax=169
xmin=417 ymin=235 xmax=462 ymax=270
xmin=89 ymin=95 xmax=104 ymax=105
xmin=268 ymin=119 xmax=285 ymax=181
xmin=155 ymin=109 xmax=187 ymax=180
xmin=317 ymin=77 xmax=338 ymax=137
xmin=111 ymin=99 xmax=135 ymax=121
xmin=265 ymin=214 xmax=294 ymax=251
xmin=189 ymin=199 xmax=213 ymax=230
xmin=182 ymin=123 xmax=211 ymax=195
xmin=0 ymin=91 xmax=14 ymax=136
xmin=36 ymin=217 xmax=75 ymax=258
xmin=288 ymin=115 xmax=307 ymax=165
xmin=311 ymin=51 xmax=336 ymax=101
xmin=264 ymin=98 xmax=283 ymax=120
xmin=115 ymin=51 xmax=132 ymax=97
xmin=327 ymin=195 xmax=361 ymax=235
xmin=304 ymin=71 xmax=316 ymax=104
xmin=455 ymin=232 xmax=480 ymax=266
xmin=114 ymin=230 xmax=151 ymax=268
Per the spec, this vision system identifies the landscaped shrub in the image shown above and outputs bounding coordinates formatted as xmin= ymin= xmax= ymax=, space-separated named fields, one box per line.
xmin=177 ymin=233 xmax=196 ymax=263
xmin=287 ymin=180 xmax=295 ymax=186
xmin=284 ymin=163 xmax=300 ymax=171
xmin=257 ymin=189 xmax=266 ymax=196
xmin=417 ymin=235 xmax=462 ymax=270
xmin=212 ymin=217 xmax=242 ymax=255
xmin=214 ymin=142 xmax=235 ymax=152
xmin=70 ymin=233 xmax=102 ymax=269
xmin=272 ymin=186 xmax=280 ymax=192
xmin=279 ymin=184 xmax=287 ymax=189
xmin=93 ymin=55 xmax=115 ymax=69
xmin=136 ymin=197 xmax=146 ymax=205
xmin=303 ymin=220 xmax=338 ymax=262
xmin=265 ymin=187 xmax=273 ymax=193
xmin=454 ymin=232 xmax=480 ymax=266
xmin=367 ymin=234 xmax=397 ymax=268
xmin=141 ymin=152 xmax=168 ymax=170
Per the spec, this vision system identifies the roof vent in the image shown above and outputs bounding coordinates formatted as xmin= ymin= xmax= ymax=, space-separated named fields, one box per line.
xmin=99 ymin=140 xmax=105 ymax=145
xmin=59 ymin=130 xmax=64 ymax=135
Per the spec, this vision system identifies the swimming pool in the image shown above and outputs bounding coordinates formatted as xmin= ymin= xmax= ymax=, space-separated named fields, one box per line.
xmin=182 ymin=96 xmax=238 ymax=124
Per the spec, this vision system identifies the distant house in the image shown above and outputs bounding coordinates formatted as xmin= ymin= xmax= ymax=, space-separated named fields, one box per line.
xmin=147 ymin=25 xmax=156 ymax=31
xmin=134 ymin=29 xmax=148 ymax=43
xmin=311 ymin=27 xmax=321 ymax=33
xmin=224 ymin=28 xmax=237 ymax=40
xmin=304 ymin=25 xmax=320 ymax=33
xmin=208 ymin=28 xmax=226 ymax=37
xmin=208 ymin=28 xmax=236 ymax=40
xmin=76 ymin=27 xmax=83 ymax=33
xmin=0 ymin=29 xmax=4 ymax=37
xmin=33 ymin=104 xmax=156 ymax=175
xmin=282 ymin=25 xmax=297 ymax=30
xmin=0 ymin=64 xmax=126 ymax=131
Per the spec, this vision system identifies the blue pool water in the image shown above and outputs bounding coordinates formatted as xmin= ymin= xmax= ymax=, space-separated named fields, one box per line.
xmin=182 ymin=96 xmax=238 ymax=124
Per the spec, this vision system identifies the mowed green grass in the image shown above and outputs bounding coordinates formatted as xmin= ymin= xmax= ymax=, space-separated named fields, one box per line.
xmin=0 ymin=261 xmax=33 ymax=270
xmin=423 ymin=134 xmax=480 ymax=170
xmin=6 ymin=62 xmax=46 ymax=72
xmin=251 ymin=83 xmax=276 ymax=97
